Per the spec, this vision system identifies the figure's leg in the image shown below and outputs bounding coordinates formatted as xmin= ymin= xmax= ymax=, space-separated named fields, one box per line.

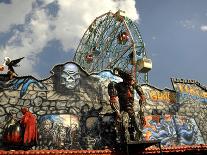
xmin=127 ymin=108 xmax=143 ymax=142
xmin=114 ymin=121 xmax=121 ymax=143
xmin=122 ymin=111 xmax=130 ymax=143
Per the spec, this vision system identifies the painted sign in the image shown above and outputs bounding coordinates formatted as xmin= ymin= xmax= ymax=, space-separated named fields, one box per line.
xmin=172 ymin=78 xmax=207 ymax=104
xmin=142 ymin=85 xmax=176 ymax=104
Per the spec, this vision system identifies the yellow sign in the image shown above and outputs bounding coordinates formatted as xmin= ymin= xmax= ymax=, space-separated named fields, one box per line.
xmin=148 ymin=90 xmax=176 ymax=103
xmin=176 ymin=83 xmax=207 ymax=99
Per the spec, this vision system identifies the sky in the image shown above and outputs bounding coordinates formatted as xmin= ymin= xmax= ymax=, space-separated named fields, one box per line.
xmin=0 ymin=0 xmax=206 ymax=89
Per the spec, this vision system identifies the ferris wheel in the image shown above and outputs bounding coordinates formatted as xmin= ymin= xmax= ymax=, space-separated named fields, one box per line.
xmin=73 ymin=10 xmax=152 ymax=84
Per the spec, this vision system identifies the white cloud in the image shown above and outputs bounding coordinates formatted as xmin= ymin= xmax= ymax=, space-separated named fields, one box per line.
xmin=0 ymin=0 xmax=35 ymax=33
xmin=53 ymin=0 xmax=139 ymax=51
xmin=0 ymin=0 xmax=139 ymax=77
xmin=1 ymin=7 xmax=53 ymax=77
xmin=200 ymin=25 xmax=207 ymax=32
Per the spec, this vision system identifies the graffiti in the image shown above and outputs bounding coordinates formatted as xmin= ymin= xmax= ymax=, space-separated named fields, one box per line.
xmin=148 ymin=90 xmax=176 ymax=103
xmin=171 ymin=78 xmax=207 ymax=90
xmin=143 ymin=115 xmax=204 ymax=146
xmin=143 ymin=115 xmax=177 ymax=146
xmin=174 ymin=115 xmax=204 ymax=145
xmin=174 ymin=83 xmax=207 ymax=103
xmin=1 ymin=64 xmax=207 ymax=150
xmin=141 ymin=85 xmax=176 ymax=104
xmin=177 ymin=84 xmax=207 ymax=98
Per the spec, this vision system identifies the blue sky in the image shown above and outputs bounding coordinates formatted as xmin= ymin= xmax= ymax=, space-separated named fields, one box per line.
xmin=137 ymin=0 xmax=207 ymax=88
xmin=0 ymin=0 xmax=206 ymax=89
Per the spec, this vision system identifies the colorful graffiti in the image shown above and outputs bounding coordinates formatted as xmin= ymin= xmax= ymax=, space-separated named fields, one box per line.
xmin=174 ymin=83 xmax=207 ymax=103
xmin=172 ymin=80 xmax=207 ymax=104
xmin=141 ymin=85 xmax=176 ymax=105
xmin=148 ymin=89 xmax=176 ymax=103
xmin=143 ymin=115 xmax=204 ymax=146
xmin=1 ymin=64 xmax=207 ymax=150
xmin=174 ymin=115 xmax=204 ymax=145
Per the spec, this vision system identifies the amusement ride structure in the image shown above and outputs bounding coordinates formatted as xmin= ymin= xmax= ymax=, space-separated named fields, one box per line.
xmin=73 ymin=10 xmax=152 ymax=84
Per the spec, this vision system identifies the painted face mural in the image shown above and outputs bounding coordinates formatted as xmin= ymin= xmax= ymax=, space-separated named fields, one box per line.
xmin=61 ymin=63 xmax=81 ymax=89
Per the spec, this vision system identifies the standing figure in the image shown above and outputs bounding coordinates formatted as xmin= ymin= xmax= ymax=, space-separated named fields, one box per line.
xmin=3 ymin=57 xmax=24 ymax=80
xmin=20 ymin=107 xmax=38 ymax=147
xmin=108 ymin=68 xmax=146 ymax=143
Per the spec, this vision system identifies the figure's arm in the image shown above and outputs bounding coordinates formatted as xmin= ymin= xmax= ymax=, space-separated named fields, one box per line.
xmin=134 ymin=84 xmax=146 ymax=103
xmin=108 ymin=82 xmax=120 ymax=115
xmin=134 ymin=83 xmax=146 ymax=126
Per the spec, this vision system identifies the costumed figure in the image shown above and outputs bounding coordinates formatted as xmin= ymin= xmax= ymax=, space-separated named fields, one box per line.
xmin=108 ymin=68 xmax=146 ymax=143
xmin=70 ymin=124 xmax=81 ymax=149
xmin=20 ymin=107 xmax=38 ymax=147
xmin=1 ymin=57 xmax=24 ymax=80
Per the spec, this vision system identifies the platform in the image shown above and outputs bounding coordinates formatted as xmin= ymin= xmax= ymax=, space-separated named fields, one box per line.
xmin=126 ymin=140 xmax=162 ymax=155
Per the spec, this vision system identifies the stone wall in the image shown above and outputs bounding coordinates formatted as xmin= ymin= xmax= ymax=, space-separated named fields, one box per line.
xmin=0 ymin=62 xmax=113 ymax=150
xmin=0 ymin=63 xmax=206 ymax=149
xmin=141 ymin=82 xmax=206 ymax=145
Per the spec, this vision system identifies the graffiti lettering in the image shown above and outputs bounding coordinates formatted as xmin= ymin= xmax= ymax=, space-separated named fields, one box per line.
xmin=149 ymin=90 xmax=176 ymax=103
xmin=177 ymin=84 xmax=207 ymax=99
xmin=172 ymin=78 xmax=207 ymax=90
xmin=172 ymin=78 xmax=198 ymax=84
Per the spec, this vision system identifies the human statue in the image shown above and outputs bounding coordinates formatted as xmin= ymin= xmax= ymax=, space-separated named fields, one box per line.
xmin=108 ymin=68 xmax=146 ymax=143
xmin=20 ymin=107 xmax=38 ymax=147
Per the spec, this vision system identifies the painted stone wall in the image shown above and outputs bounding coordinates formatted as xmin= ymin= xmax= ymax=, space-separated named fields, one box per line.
xmin=172 ymin=79 xmax=207 ymax=142
xmin=141 ymin=80 xmax=206 ymax=146
xmin=0 ymin=62 xmax=114 ymax=150
xmin=0 ymin=62 xmax=206 ymax=149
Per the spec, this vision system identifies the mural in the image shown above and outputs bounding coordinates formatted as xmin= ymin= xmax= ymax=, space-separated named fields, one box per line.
xmin=172 ymin=79 xmax=207 ymax=104
xmin=141 ymin=85 xmax=178 ymax=116
xmin=38 ymin=112 xmax=116 ymax=150
xmin=51 ymin=62 xmax=100 ymax=94
xmin=142 ymin=85 xmax=176 ymax=104
xmin=143 ymin=115 xmax=204 ymax=146
xmin=39 ymin=114 xmax=80 ymax=149
xmin=171 ymin=78 xmax=207 ymax=143
xmin=0 ymin=64 xmax=207 ymax=150
xmin=174 ymin=115 xmax=204 ymax=145
xmin=0 ymin=76 xmax=46 ymax=98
